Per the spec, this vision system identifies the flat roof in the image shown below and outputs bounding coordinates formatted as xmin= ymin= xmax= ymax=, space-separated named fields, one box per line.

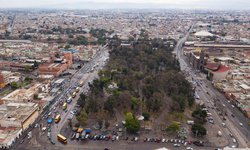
xmin=194 ymin=44 xmax=250 ymax=48
xmin=54 ymin=78 xmax=65 ymax=84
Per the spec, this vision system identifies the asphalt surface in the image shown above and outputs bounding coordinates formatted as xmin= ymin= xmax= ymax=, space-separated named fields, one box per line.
xmin=175 ymin=25 xmax=250 ymax=148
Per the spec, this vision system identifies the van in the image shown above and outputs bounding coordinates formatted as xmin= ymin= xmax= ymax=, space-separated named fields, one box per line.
xmin=207 ymin=113 xmax=212 ymax=116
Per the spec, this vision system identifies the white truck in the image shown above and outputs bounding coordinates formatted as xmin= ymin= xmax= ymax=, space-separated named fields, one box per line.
xmin=187 ymin=120 xmax=194 ymax=125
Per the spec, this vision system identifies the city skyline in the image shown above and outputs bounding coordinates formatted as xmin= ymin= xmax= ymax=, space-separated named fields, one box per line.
xmin=0 ymin=0 xmax=250 ymax=10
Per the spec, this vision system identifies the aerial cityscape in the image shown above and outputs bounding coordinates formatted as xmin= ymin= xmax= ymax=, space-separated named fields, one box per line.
xmin=0 ymin=1 xmax=250 ymax=150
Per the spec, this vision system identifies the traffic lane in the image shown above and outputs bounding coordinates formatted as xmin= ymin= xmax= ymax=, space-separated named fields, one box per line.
xmin=51 ymin=60 xmax=105 ymax=138
xmin=191 ymin=71 xmax=247 ymax=147
xmin=203 ymin=81 xmax=250 ymax=142
xmin=207 ymin=81 xmax=250 ymax=135
xmin=48 ymin=139 xmax=209 ymax=150
xmin=192 ymin=73 xmax=241 ymax=147
xmin=196 ymin=85 xmax=233 ymax=147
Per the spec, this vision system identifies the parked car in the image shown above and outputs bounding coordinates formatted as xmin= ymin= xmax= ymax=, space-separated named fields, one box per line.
xmin=173 ymin=144 xmax=181 ymax=147
xmin=193 ymin=141 xmax=204 ymax=146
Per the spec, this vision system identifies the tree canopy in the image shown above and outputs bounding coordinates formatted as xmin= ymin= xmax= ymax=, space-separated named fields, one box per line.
xmin=124 ymin=112 xmax=140 ymax=134
xmin=191 ymin=123 xmax=207 ymax=137
xmin=192 ymin=107 xmax=207 ymax=123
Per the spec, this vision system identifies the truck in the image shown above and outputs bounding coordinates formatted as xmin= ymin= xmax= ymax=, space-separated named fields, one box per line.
xmin=187 ymin=120 xmax=194 ymax=125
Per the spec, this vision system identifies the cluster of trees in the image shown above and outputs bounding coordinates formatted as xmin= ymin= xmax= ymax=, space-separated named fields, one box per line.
xmin=166 ymin=121 xmax=181 ymax=134
xmin=81 ymin=36 xmax=194 ymax=114
xmin=76 ymin=35 xmax=195 ymax=132
xmin=124 ymin=112 xmax=140 ymax=134
xmin=89 ymin=28 xmax=109 ymax=45
xmin=67 ymin=35 xmax=88 ymax=45
xmin=191 ymin=106 xmax=207 ymax=137
xmin=10 ymin=77 xmax=33 ymax=90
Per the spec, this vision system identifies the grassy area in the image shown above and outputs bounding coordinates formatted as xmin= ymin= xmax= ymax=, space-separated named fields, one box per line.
xmin=165 ymin=112 xmax=188 ymax=123
xmin=0 ymin=89 xmax=12 ymax=96
xmin=21 ymin=80 xmax=32 ymax=87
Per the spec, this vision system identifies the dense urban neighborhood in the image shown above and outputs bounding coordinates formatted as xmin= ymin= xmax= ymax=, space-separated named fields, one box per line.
xmin=0 ymin=8 xmax=250 ymax=150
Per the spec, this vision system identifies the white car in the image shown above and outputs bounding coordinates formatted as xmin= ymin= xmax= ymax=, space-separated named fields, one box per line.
xmin=239 ymin=123 xmax=243 ymax=127
xmin=186 ymin=147 xmax=193 ymax=150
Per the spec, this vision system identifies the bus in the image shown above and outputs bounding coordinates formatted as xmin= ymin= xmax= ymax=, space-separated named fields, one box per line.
xmin=55 ymin=114 xmax=61 ymax=123
xmin=75 ymin=87 xmax=80 ymax=93
xmin=57 ymin=134 xmax=67 ymax=144
xmin=62 ymin=103 xmax=67 ymax=110
xmin=72 ymin=92 xmax=76 ymax=98
xmin=79 ymin=81 xmax=84 ymax=87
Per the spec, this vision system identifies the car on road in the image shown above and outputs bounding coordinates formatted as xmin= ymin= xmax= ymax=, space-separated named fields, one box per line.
xmin=19 ymin=140 xmax=24 ymax=144
xmin=239 ymin=123 xmax=243 ymax=127
xmin=186 ymin=147 xmax=193 ymax=150
xmin=232 ymin=138 xmax=236 ymax=143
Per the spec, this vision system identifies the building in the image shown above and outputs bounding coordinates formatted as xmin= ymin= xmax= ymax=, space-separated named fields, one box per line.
xmin=38 ymin=52 xmax=73 ymax=77
xmin=0 ymin=102 xmax=39 ymax=149
xmin=0 ymin=83 xmax=42 ymax=104
xmin=204 ymin=63 xmax=230 ymax=81
xmin=0 ymin=71 xmax=20 ymax=88
xmin=186 ymin=49 xmax=206 ymax=70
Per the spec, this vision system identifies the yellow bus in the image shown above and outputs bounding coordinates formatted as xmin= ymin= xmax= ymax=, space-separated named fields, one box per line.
xmin=79 ymin=81 xmax=84 ymax=87
xmin=55 ymin=114 xmax=61 ymax=123
xmin=76 ymin=87 xmax=80 ymax=93
xmin=72 ymin=92 xmax=76 ymax=98
xmin=57 ymin=134 xmax=67 ymax=144
xmin=62 ymin=103 xmax=67 ymax=110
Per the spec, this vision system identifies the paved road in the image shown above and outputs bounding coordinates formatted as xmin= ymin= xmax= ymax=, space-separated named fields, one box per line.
xmin=49 ymin=46 xmax=109 ymax=143
xmin=175 ymin=24 xmax=250 ymax=148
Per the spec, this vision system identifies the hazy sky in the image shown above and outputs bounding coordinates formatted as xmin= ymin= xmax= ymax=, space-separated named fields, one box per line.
xmin=0 ymin=0 xmax=249 ymax=10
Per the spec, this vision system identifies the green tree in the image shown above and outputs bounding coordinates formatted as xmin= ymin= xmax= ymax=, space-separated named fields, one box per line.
xmin=33 ymin=94 xmax=38 ymax=99
xmin=64 ymin=44 xmax=70 ymax=49
xmin=77 ymin=93 xmax=86 ymax=108
xmin=124 ymin=112 xmax=140 ymax=134
xmin=130 ymin=97 xmax=140 ymax=110
xmin=166 ymin=121 xmax=181 ymax=134
xmin=191 ymin=123 xmax=207 ymax=137
xmin=24 ymin=65 xmax=32 ymax=72
xmin=142 ymin=112 xmax=150 ymax=121
xmin=104 ymin=97 xmax=115 ymax=114
xmin=10 ymin=82 xmax=20 ymax=90
xmin=192 ymin=107 xmax=207 ymax=123
xmin=76 ymin=111 xmax=88 ymax=126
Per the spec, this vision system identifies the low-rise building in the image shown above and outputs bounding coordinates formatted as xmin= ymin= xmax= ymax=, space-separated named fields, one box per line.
xmin=0 ymin=102 xmax=39 ymax=149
